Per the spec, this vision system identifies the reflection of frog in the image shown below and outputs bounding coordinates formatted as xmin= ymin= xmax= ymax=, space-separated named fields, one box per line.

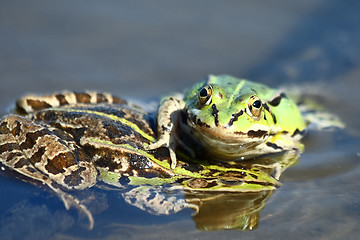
xmin=0 ymin=75 xmax=342 ymax=230
xmin=187 ymin=190 xmax=273 ymax=231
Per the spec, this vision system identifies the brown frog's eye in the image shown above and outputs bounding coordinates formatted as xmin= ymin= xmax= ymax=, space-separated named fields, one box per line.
xmin=247 ymin=95 xmax=262 ymax=120
xmin=198 ymin=85 xmax=213 ymax=106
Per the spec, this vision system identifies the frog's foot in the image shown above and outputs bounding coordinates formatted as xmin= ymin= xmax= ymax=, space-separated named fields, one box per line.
xmin=146 ymin=137 xmax=177 ymax=169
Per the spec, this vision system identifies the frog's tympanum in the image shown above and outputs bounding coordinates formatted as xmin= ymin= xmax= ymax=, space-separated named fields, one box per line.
xmin=0 ymin=75 xmax=342 ymax=230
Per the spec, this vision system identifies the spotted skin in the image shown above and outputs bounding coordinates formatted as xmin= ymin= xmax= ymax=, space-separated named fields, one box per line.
xmin=0 ymin=91 xmax=167 ymax=229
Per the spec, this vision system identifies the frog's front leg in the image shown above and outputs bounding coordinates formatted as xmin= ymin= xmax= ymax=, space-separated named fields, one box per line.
xmin=146 ymin=97 xmax=185 ymax=169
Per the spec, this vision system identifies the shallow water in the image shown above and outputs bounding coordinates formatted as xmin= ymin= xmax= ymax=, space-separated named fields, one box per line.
xmin=1 ymin=1 xmax=360 ymax=239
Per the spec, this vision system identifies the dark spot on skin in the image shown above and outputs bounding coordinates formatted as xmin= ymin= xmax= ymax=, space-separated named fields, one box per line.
xmin=26 ymin=166 xmax=38 ymax=173
xmin=87 ymin=148 xmax=123 ymax=172
xmin=112 ymin=96 xmax=127 ymax=104
xmin=187 ymin=178 xmax=218 ymax=189
xmin=19 ymin=130 xmax=47 ymax=149
xmin=266 ymin=142 xmax=283 ymax=150
xmin=96 ymin=93 xmax=108 ymax=103
xmin=271 ymin=112 xmax=277 ymax=124
xmin=5 ymin=151 xmax=23 ymax=162
xmin=14 ymin=157 xmax=30 ymax=168
xmin=29 ymin=147 xmax=46 ymax=164
xmin=45 ymin=152 xmax=76 ymax=174
xmin=247 ymin=130 xmax=268 ymax=138
xmin=264 ymin=114 xmax=267 ymax=121
xmin=263 ymin=103 xmax=270 ymax=112
xmin=249 ymin=173 xmax=258 ymax=179
xmin=0 ymin=121 xmax=10 ymax=134
xmin=218 ymin=92 xmax=223 ymax=99
xmin=11 ymin=121 xmax=21 ymax=136
xmin=26 ymin=99 xmax=52 ymax=111
xmin=55 ymin=94 xmax=68 ymax=106
xmin=63 ymin=166 xmax=87 ymax=187
xmin=0 ymin=143 xmax=20 ymax=154
xmin=183 ymin=163 xmax=204 ymax=172
xmin=75 ymin=93 xmax=92 ymax=103
xmin=187 ymin=178 xmax=209 ymax=188
xmin=227 ymin=110 xmax=244 ymax=127
xmin=211 ymin=104 xmax=219 ymax=126
xmin=50 ymin=128 xmax=77 ymax=142
xmin=234 ymin=131 xmax=246 ymax=135
xmin=292 ymin=128 xmax=306 ymax=137
xmin=268 ymin=93 xmax=287 ymax=107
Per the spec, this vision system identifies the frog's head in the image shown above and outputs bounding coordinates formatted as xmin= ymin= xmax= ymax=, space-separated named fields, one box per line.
xmin=182 ymin=75 xmax=278 ymax=159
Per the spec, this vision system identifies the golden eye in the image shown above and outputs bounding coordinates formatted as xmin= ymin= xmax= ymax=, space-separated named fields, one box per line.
xmin=247 ymin=95 xmax=262 ymax=119
xmin=198 ymin=85 xmax=213 ymax=106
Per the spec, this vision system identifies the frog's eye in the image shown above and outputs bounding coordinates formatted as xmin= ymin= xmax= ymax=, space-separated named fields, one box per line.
xmin=198 ymin=85 xmax=213 ymax=106
xmin=247 ymin=95 xmax=262 ymax=120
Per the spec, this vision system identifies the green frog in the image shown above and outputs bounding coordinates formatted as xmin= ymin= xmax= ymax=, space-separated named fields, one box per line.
xmin=0 ymin=75 xmax=342 ymax=230
xmin=147 ymin=74 xmax=307 ymax=169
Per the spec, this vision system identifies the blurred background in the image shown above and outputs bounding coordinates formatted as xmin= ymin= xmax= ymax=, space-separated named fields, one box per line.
xmin=0 ymin=1 xmax=360 ymax=239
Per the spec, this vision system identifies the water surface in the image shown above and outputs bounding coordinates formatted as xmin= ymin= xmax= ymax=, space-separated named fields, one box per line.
xmin=0 ymin=1 xmax=359 ymax=239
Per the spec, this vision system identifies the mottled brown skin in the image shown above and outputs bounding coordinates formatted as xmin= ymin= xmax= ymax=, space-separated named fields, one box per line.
xmin=0 ymin=92 xmax=172 ymax=229
xmin=1 ymin=103 xmax=175 ymax=191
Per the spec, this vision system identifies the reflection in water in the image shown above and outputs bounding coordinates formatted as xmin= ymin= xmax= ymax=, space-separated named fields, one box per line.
xmin=120 ymin=151 xmax=300 ymax=231
xmin=186 ymin=190 xmax=273 ymax=231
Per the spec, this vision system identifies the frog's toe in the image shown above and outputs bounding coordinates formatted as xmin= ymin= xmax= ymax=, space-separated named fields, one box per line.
xmin=146 ymin=141 xmax=178 ymax=169
xmin=145 ymin=139 xmax=168 ymax=150
xmin=169 ymin=148 xmax=177 ymax=169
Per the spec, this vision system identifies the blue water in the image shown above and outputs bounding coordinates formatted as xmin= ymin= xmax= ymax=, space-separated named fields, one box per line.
xmin=0 ymin=1 xmax=360 ymax=239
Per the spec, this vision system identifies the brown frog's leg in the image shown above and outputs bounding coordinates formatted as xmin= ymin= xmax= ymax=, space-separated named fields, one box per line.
xmin=0 ymin=115 xmax=97 ymax=228
xmin=16 ymin=91 xmax=127 ymax=114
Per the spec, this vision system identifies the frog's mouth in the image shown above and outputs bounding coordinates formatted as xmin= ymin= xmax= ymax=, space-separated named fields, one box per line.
xmin=182 ymin=111 xmax=269 ymax=143
xmin=181 ymin=122 xmax=271 ymax=160
xmin=191 ymin=124 xmax=270 ymax=143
